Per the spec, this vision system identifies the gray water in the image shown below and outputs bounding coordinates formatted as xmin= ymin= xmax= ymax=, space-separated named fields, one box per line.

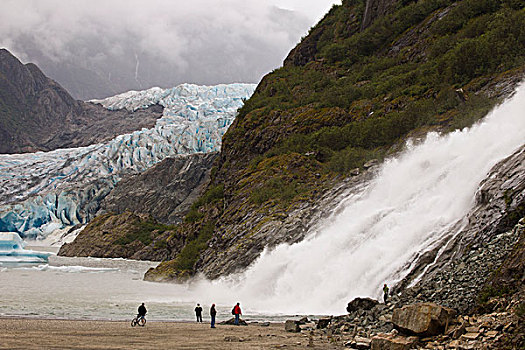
xmin=0 ymin=248 xmax=297 ymax=322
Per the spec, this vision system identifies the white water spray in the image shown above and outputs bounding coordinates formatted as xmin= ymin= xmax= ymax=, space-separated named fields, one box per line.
xmin=164 ymin=84 xmax=525 ymax=316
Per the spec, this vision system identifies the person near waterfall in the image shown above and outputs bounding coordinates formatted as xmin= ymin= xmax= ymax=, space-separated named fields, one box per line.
xmin=210 ymin=304 xmax=217 ymax=328
xmin=194 ymin=303 xmax=203 ymax=322
xmin=383 ymin=284 xmax=389 ymax=303
xmin=233 ymin=303 xmax=242 ymax=325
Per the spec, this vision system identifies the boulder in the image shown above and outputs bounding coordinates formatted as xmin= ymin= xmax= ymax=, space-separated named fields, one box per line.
xmin=392 ymin=303 xmax=456 ymax=336
xmin=298 ymin=316 xmax=309 ymax=324
xmin=299 ymin=323 xmax=315 ymax=331
xmin=224 ymin=336 xmax=247 ymax=342
xmin=371 ymin=333 xmax=418 ymax=350
xmin=446 ymin=321 xmax=466 ymax=339
xmin=461 ymin=332 xmax=480 ymax=340
xmin=220 ymin=318 xmax=248 ymax=326
xmin=347 ymin=297 xmax=380 ymax=313
xmin=485 ymin=330 xmax=498 ymax=338
xmin=285 ymin=320 xmax=301 ymax=333
xmin=363 ymin=159 xmax=379 ymax=169
xmin=317 ymin=317 xmax=332 ymax=329
xmin=354 ymin=336 xmax=372 ymax=349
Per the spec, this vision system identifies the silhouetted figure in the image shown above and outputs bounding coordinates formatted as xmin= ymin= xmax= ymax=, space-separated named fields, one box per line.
xmin=210 ymin=304 xmax=217 ymax=328
xmin=195 ymin=303 xmax=203 ymax=322
xmin=383 ymin=284 xmax=389 ymax=304
xmin=137 ymin=303 xmax=147 ymax=322
xmin=233 ymin=302 xmax=242 ymax=325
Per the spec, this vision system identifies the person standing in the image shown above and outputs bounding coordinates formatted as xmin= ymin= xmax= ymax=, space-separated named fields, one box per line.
xmin=210 ymin=303 xmax=217 ymax=328
xmin=383 ymin=284 xmax=389 ymax=304
xmin=195 ymin=303 xmax=203 ymax=322
xmin=233 ymin=302 xmax=242 ymax=325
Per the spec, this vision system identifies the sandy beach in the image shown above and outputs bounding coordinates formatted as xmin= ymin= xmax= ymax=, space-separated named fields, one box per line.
xmin=0 ymin=318 xmax=344 ymax=349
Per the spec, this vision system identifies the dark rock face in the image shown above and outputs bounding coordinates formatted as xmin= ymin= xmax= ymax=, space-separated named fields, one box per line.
xmin=480 ymin=220 xmax=525 ymax=309
xmin=283 ymin=26 xmax=324 ymax=67
xmin=41 ymin=102 xmax=164 ymax=151
xmin=361 ymin=0 xmax=399 ymax=30
xmin=101 ymin=153 xmax=218 ymax=224
xmin=0 ymin=49 xmax=163 ymax=154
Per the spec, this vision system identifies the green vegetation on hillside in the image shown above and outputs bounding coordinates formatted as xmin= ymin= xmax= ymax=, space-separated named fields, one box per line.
xmin=185 ymin=184 xmax=224 ymax=223
xmin=148 ymin=184 xmax=226 ymax=279
xmin=114 ymin=220 xmax=177 ymax=246
xmin=166 ymin=220 xmax=216 ymax=274
xmin=230 ymin=0 xmax=524 ymax=181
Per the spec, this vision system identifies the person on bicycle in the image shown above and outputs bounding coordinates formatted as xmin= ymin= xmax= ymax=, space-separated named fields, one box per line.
xmin=138 ymin=303 xmax=147 ymax=320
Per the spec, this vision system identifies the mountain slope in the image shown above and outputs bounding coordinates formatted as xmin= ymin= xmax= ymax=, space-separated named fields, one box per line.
xmin=101 ymin=153 xmax=219 ymax=224
xmin=0 ymin=49 xmax=163 ymax=154
xmin=145 ymin=0 xmax=525 ymax=281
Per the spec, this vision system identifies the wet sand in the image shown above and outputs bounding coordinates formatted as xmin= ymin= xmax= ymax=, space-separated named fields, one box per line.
xmin=0 ymin=318 xmax=344 ymax=349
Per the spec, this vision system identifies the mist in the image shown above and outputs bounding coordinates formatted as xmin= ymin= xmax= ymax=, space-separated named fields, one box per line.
xmin=0 ymin=0 xmax=339 ymax=99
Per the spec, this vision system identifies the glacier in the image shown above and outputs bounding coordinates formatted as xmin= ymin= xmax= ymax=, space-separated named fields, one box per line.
xmin=0 ymin=83 xmax=255 ymax=240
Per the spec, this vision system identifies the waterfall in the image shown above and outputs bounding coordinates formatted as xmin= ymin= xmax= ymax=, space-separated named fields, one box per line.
xmin=169 ymin=83 xmax=525 ymax=316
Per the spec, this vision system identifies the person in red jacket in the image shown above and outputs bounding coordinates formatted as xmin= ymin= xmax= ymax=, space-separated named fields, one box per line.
xmin=233 ymin=302 xmax=242 ymax=325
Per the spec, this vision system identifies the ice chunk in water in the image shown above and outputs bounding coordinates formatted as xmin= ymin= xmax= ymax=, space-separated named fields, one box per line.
xmin=0 ymin=232 xmax=50 ymax=265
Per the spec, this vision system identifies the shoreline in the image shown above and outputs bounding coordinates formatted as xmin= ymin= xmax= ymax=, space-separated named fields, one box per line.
xmin=0 ymin=315 xmax=293 ymax=323
xmin=0 ymin=315 xmax=205 ymax=322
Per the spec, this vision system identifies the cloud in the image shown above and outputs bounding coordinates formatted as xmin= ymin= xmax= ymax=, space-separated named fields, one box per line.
xmin=0 ymin=0 xmax=339 ymax=99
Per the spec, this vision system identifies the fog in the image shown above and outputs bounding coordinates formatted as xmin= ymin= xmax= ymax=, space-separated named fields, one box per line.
xmin=0 ymin=0 xmax=339 ymax=99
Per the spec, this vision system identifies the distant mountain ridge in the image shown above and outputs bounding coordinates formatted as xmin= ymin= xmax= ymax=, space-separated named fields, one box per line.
xmin=0 ymin=48 xmax=163 ymax=154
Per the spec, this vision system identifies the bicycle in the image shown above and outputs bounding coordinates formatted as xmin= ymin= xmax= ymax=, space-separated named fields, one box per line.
xmin=131 ymin=314 xmax=147 ymax=327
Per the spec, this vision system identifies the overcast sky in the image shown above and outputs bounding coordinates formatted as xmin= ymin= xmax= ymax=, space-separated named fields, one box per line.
xmin=0 ymin=0 xmax=340 ymax=99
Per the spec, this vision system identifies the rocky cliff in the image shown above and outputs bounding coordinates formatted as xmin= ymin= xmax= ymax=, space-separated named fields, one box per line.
xmin=59 ymin=153 xmax=218 ymax=258
xmin=101 ymin=153 xmax=218 ymax=224
xmin=144 ymin=0 xmax=525 ymax=281
xmin=58 ymin=211 xmax=180 ymax=260
xmin=361 ymin=0 xmax=398 ymax=30
xmin=0 ymin=49 xmax=163 ymax=154
xmin=311 ymin=146 xmax=525 ymax=349
xmin=396 ymin=144 xmax=525 ymax=314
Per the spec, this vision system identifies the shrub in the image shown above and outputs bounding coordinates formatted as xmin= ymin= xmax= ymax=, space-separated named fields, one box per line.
xmin=170 ymin=220 xmax=216 ymax=272
xmin=250 ymin=177 xmax=303 ymax=205
xmin=114 ymin=220 xmax=176 ymax=246
xmin=185 ymin=184 xmax=224 ymax=223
